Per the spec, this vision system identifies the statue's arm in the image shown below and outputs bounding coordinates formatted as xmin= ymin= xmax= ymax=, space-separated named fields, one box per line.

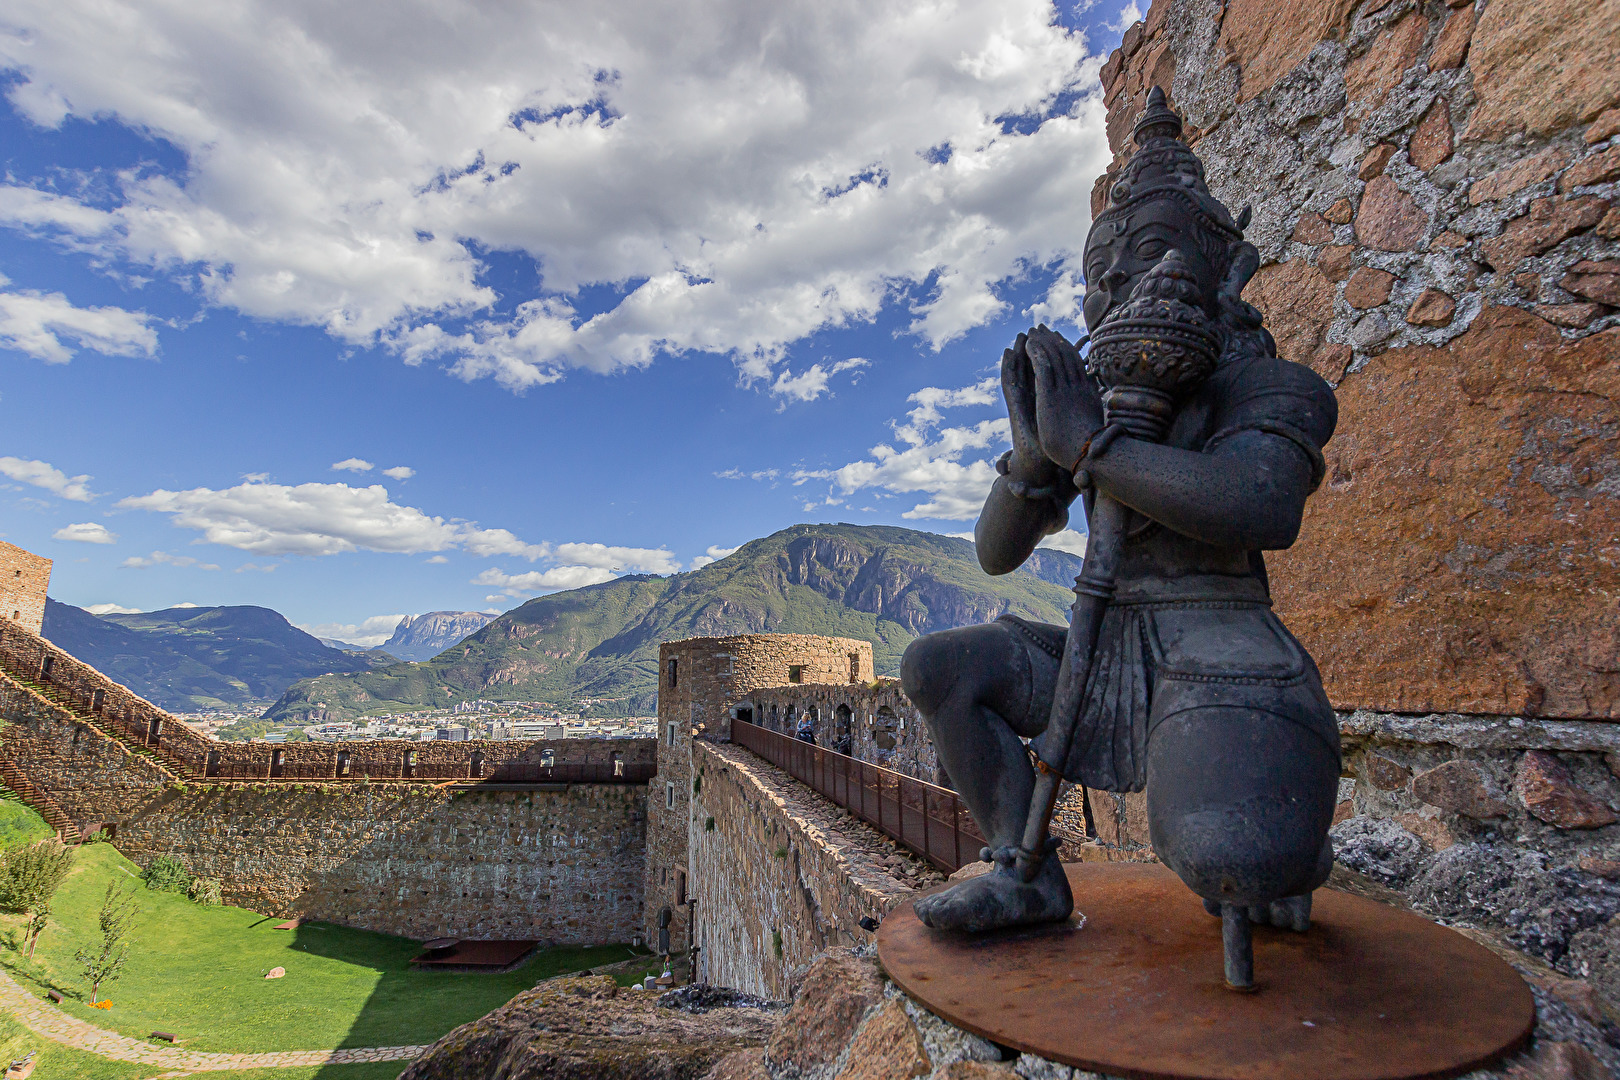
xmin=1087 ymin=429 xmax=1316 ymax=550
xmin=974 ymin=475 xmax=1077 ymax=575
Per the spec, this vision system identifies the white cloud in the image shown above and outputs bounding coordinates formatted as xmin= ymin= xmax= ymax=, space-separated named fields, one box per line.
xmin=122 ymin=550 xmax=222 ymax=570
xmin=117 ymin=478 xmax=548 ymax=559
xmin=1038 ymin=529 xmax=1087 ymax=557
xmin=769 ymin=358 xmax=869 ymax=404
xmin=331 ymin=458 xmax=374 ymax=472
xmin=797 ymin=377 xmax=1008 ymax=520
xmin=85 ymin=602 xmax=140 ymax=614
xmin=52 ymin=521 xmax=117 ymax=544
xmin=474 ymin=565 xmax=617 ymax=598
xmin=382 ymin=466 xmax=415 ymax=480
xmin=0 ymin=0 xmax=1108 ymax=391
xmin=0 ymin=457 xmax=95 ymax=501
xmin=0 ymin=273 xmax=158 ymax=363
xmin=299 ymin=614 xmax=406 ymax=648
xmin=548 ymin=542 xmax=680 ymax=575
xmin=716 ymin=468 xmax=780 ymax=481
xmin=689 ymin=544 xmax=739 ymax=570
xmin=171 ymin=602 xmax=199 ymax=608
xmin=425 ymin=554 xmax=449 ymax=564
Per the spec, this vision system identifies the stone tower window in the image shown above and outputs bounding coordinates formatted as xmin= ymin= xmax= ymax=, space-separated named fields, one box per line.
xmin=272 ymin=748 xmax=286 ymax=778
xmin=667 ymin=721 xmax=678 ymax=747
xmin=788 ymin=665 xmax=803 ymax=683
xmin=469 ymin=750 xmax=484 ymax=778
xmin=666 ymin=781 xmax=676 ymax=809
xmin=205 ymin=750 xmax=221 ymax=776
xmin=848 ymin=653 xmax=860 ymax=682
xmin=667 ymin=658 xmax=678 ymax=688
xmin=336 ymin=750 xmax=351 ymax=777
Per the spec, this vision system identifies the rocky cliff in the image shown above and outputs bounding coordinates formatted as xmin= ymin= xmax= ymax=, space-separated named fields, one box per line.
xmin=382 ymin=611 xmax=498 ymax=662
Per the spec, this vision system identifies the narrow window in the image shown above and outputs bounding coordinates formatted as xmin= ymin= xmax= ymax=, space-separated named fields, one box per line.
xmin=403 ymin=749 xmax=417 ymax=778
xmin=666 ymin=781 xmax=675 ymax=809
xmin=336 ymin=750 xmax=351 ymax=777
xmin=667 ymin=657 xmax=678 ymax=688
xmin=613 ymin=752 xmax=625 ymax=777
xmin=469 ymin=750 xmax=484 ymax=778
xmin=675 ymin=869 xmax=687 ymax=905
xmin=541 ymin=748 xmax=556 ymax=768
xmin=39 ymin=655 xmax=53 ymax=682
xmin=667 ymin=722 xmax=677 ymax=747
xmin=848 ymin=653 xmax=861 ymax=683
xmin=205 ymin=750 xmax=221 ymax=777
xmin=90 ymin=689 xmax=105 ymax=714
xmin=271 ymin=748 xmax=286 ymax=778
xmin=788 ymin=665 xmax=803 ymax=683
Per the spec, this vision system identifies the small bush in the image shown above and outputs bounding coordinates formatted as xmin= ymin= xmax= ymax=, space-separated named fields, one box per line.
xmin=140 ymin=856 xmax=191 ymax=893
xmin=81 ymin=829 xmax=109 ymax=845
xmin=186 ymin=877 xmax=222 ymax=906
xmin=773 ymin=846 xmax=788 ymax=860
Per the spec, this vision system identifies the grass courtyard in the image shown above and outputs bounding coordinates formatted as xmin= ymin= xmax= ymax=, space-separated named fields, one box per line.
xmin=0 ymin=802 xmax=656 ymax=1071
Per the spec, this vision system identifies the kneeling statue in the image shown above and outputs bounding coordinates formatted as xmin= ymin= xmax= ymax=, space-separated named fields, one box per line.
xmin=900 ymin=87 xmax=1340 ymax=989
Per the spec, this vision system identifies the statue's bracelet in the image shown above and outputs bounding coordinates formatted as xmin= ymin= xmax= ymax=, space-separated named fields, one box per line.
xmin=1071 ymin=424 xmax=1128 ymax=490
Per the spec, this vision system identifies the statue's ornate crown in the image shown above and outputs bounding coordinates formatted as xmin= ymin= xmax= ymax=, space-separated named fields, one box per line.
xmin=1095 ymin=87 xmax=1246 ymax=241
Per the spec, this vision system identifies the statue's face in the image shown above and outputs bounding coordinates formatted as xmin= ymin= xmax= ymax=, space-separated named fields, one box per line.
xmin=1082 ymin=196 xmax=1223 ymax=332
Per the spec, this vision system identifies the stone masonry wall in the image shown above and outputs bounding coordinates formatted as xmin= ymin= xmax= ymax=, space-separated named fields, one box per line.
xmin=0 ymin=543 xmax=49 ymax=636
xmin=746 ymin=680 xmax=939 ymax=784
xmin=1100 ymin=0 xmax=1620 ymax=721
xmin=687 ymin=740 xmax=933 ymax=998
xmin=646 ymin=634 xmax=875 ymax=956
xmin=0 ymin=671 xmax=647 ymax=942
xmin=1093 ymin=0 xmax=1620 ymax=1016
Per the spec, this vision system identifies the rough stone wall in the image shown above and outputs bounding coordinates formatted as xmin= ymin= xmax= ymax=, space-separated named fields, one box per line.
xmin=645 ymin=635 xmax=875 ymax=954
xmin=746 ymin=680 xmax=939 ymax=784
xmin=0 ymin=543 xmax=50 ymax=636
xmin=0 ymin=618 xmax=652 ymax=782
xmin=1093 ymin=0 xmax=1620 ymax=1016
xmin=687 ymin=741 xmax=930 ymax=998
xmin=0 ymin=670 xmax=647 ymax=941
xmin=1100 ymin=0 xmax=1620 ymax=721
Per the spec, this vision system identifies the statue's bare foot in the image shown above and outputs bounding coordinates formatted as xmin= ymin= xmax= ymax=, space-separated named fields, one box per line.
xmin=914 ymin=853 xmax=1073 ymax=933
xmin=1202 ymin=893 xmax=1312 ymax=932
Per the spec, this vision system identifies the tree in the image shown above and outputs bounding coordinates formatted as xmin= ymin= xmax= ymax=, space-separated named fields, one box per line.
xmin=75 ymin=883 xmax=138 ymax=1005
xmin=0 ymin=840 xmax=74 ymax=959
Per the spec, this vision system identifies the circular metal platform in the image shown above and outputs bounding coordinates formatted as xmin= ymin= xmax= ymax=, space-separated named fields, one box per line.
xmin=878 ymin=862 xmax=1534 ymax=1080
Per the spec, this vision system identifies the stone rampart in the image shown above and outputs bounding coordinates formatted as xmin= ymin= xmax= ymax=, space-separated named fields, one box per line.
xmin=0 ymin=544 xmax=49 ymax=636
xmin=645 ymin=634 xmax=875 ymax=954
xmin=745 ymin=680 xmax=938 ymax=784
xmin=687 ymin=740 xmax=933 ymax=998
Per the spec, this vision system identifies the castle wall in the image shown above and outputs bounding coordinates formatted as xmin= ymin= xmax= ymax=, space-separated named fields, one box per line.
xmin=1091 ymin=0 xmax=1620 ymax=1002
xmin=0 ymin=543 xmax=50 ymax=636
xmin=745 ymin=680 xmax=938 ymax=784
xmin=0 ymin=665 xmax=647 ymax=942
xmin=1100 ymin=0 xmax=1620 ymax=721
xmin=645 ymin=634 xmax=875 ymax=954
xmin=687 ymin=740 xmax=923 ymax=998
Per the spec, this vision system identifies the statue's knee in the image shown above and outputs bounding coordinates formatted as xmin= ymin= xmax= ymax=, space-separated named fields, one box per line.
xmin=900 ymin=633 xmax=957 ymax=715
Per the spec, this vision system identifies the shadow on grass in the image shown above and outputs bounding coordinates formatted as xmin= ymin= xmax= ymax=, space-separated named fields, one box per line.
xmin=285 ymin=922 xmax=653 ymax=1078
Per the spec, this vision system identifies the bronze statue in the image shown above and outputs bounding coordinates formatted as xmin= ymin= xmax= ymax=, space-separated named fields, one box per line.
xmin=899 ymin=87 xmax=1340 ymax=989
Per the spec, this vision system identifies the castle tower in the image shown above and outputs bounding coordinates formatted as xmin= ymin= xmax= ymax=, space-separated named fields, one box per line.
xmin=0 ymin=542 xmax=51 ymax=635
xmin=645 ymin=634 xmax=874 ymax=956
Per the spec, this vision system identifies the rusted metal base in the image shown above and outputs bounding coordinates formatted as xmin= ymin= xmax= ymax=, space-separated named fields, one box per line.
xmin=878 ymin=862 xmax=1533 ymax=1080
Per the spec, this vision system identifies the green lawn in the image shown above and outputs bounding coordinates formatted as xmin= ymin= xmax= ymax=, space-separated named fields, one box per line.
xmin=0 ymin=837 xmax=649 ymax=1054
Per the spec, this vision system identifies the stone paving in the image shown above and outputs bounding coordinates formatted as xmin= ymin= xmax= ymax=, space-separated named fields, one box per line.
xmin=0 ymin=966 xmax=427 ymax=1073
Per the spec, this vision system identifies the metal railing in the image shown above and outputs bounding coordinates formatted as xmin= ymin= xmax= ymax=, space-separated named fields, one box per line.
xmin=732 ymin=719 xmax=985 ymax=873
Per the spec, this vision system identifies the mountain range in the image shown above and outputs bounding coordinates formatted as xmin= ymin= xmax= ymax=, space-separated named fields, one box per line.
xmin=40 ymin=601 xmax=379 ymax=712
xmin=265 ymin=524 xmax=1083 ymax=723
xmin=380 ymin=611 xmax=497 ymax=661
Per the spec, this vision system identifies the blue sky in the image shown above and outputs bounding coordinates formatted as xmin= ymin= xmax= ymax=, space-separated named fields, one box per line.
xmin=0 ymin=0 xmax=1132 ymax=644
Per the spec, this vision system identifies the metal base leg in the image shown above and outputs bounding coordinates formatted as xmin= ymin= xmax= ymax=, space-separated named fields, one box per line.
xmin=1221 ymin=904 xmax=1255 ymax=991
